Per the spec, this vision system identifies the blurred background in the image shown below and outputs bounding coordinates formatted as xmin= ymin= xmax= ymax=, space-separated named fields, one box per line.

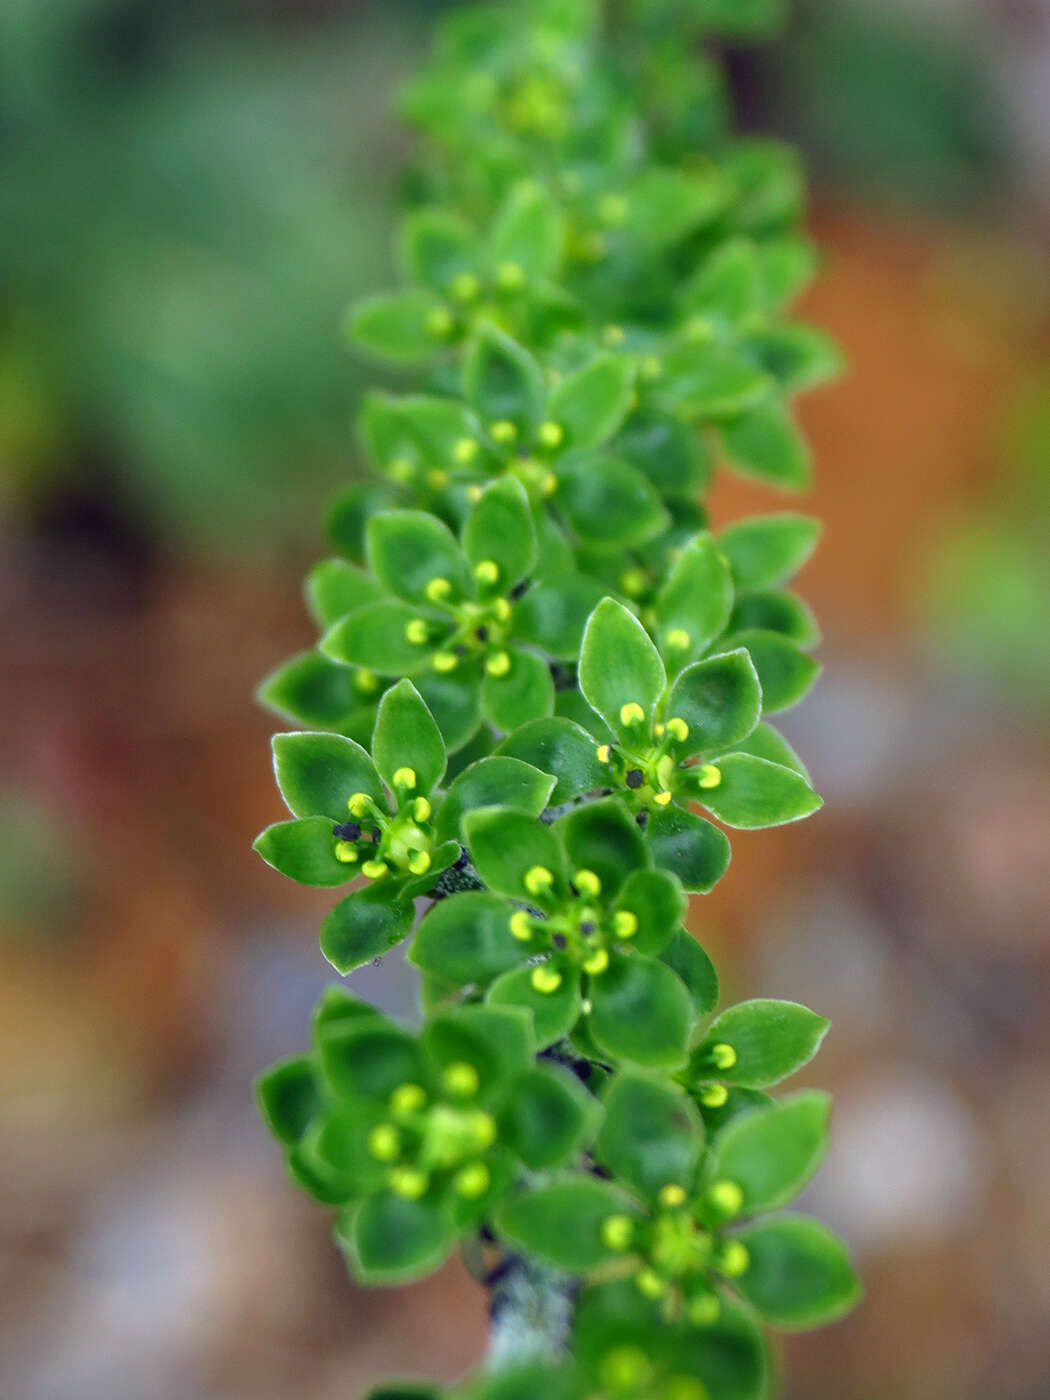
xmin=2 ymin=1 xmax=1048 ymax=1397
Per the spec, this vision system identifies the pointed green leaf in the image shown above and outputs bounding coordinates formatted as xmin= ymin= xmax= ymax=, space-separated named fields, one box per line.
xmin=547 ymin=354 xmax=635 ymax=451
xmin=501 ymin=1062 xmax=597 ymax=1169
xmin=495 ymin=1176 xmax=640 ymax=1271
xmin=554 ymin=450 xmax=669 ymax=549
xmin=596 ymin=1073 xmax=704 ymax=1202
xmin=555 ymin=797 xmax=648 ymax=900
xmin=732 ymin=1215 xmax=861 ymax=1329
xmin=272 ymin=731 xmax=383 ymax=822
xmin=666 ymin=649 xmax=762 ymax=754
xmin=694 ymin=752 xmax=821 ymax=829
xmin=255 ymin=1056 xmax=322 ymax=1146
xmin=726 ymin=628 xmax=820 ymax=713
xmin=257 ymin=651 xmax=377 ymax=737
xmin=511 ymin=575 xmax=606 ymax=660
xmin=587 ymin=952 xmax=693 ymax=1068
xmin=423 ymin=1004 xmax=535 ymax=1103
xmin=367 ymin=510 xmax=472 ymax=608
xmin=717 ymin=720 xmax=810 ymax=781
xmin=489 ymin=180 xmax=564 ymax=281
xmin=321 ymin=599 xmax=445 ymax=676
xmin=319 ymin=885 xmax=416 ymax=974
xmin=341 ymin=1191 xmax=456 ymax=1285
xmin=691 ymin=999 xmax=830 ymax=1089
xmin=720 ymin=400 xmax=811 ymax=489
xmin=410 ymin=892 xmax=522 ymax=985
xmin=464 ymin=806 xmax=570 ymax=903
xmin=644 ymin=805 xmax=731 ymax=893
xmin=307 ymin=559 xmax=385 ymax=629
xmin=714 ymin=1091 xmax=831 ymax=1213
xmin=345 ymin=288 xmax=447 ymax=364
xmin=495 ymin=716 xmax=606 ymax=804
xmin=316 ymin=1019 xmax=424 ymax=1100
xmin=462 ymin=476 xmax=536 ymax=588
xmin=653 ymin=534 xmax=734 ymax=666
xmin=372 ymin=679 xmax=446 ymax=797
xmin=253 ymin=817 xmax=351 ymax=887
xmin=464 ymin=324 xmax=545 ymax=437
xmin=486 ymin=960 xmax=582 ymax=1049
xmin=612 ymin=869 xmax=687 ymax=957
xmin=718 ymin=513 xmax=821 ymax=591
xmin=659 ymin=927 xmax=719 ymax=1017
xmin=579 ymin=598 xmax=666 ymax=743
xmin=400 ymin=207 xmax=477 ymax=293
xmin=436 ymin=756 xmax=555 ymax=844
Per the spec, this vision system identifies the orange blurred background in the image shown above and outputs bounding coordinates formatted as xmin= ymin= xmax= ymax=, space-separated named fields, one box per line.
xmin=2 ymin=3 xmax=1048 ymax=1397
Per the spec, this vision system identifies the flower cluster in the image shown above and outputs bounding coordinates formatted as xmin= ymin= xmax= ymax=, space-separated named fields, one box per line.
xmin=253 ymin=1 xmax=860 ymax=1397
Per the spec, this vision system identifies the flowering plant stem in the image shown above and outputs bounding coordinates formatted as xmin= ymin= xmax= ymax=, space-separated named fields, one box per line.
xmin=253 ymin=3 xmax=860 ymax=1397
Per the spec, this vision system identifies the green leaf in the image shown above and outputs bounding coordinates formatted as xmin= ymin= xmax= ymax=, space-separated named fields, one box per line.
xmin=718 ymin=514 xmax=821 ymax=591
xmin=462 ymin=476 xmax=536 ymax=588
xmin=306 ymin=1097 xmax=388 ymax=1193
xmin=495 ymin=1176 xmax=639 ymax=1271
xmin=313 ymin=984 xmax=384 ymax=1035
xmin=272 ymin=731 xmax=384 ymax=822
xmin=511 ymin=575 xmax=605 ymax=661
xmin=554 ymin=450 xmax=669 ymax=549
xmin=675 ymin=1296 xmax=771 ymax=1400
xmin=690 ymin=999 xmax=830 ymax=1089
xmin=726 ymin=628 xmax=820 ymax=713
xmin=717 ymin=721 xmax=810 ymax=781
xmin=501 ymin=1063 xmax=597 ymax=1169
xmin=464 ymin=324 xmax=545 ymax=437
xmin=720 ymin=400 xmax=811 ymax=489
xmin=656 ymin=345 xmax=772 ymax=420
xmin=555 ymin=797 xmax=648 ymax=899
xmin=436 ymin=756 xmax=555 ymax=844
xmin=489 ymin=180 xmax=564 ymax=281
xmin=696 ymin=1086 xmax=775 ymax=1137
xmin=346 ymin=288 xmax=447 ymax=364
xmin=400 ymin=207 xmax=477 ymax=293
xmin=579 ymin=597 xmax=666 ymax=743
xmin=317 ymin=1020 xmax=424 ymax=1100
xmin=257 ymin=651 xmax=377 ymax=737
xmin=253 ymin=817 xmax=351 ymax=887
xmin=659 ymin=927 xmax=719 ymax=1017
xmin=714 ymin=1091 xmax=830 ymax=1213
xmin=495 ymin=717 xmax=606 ymax=804
xmin=653 ymin=534 xmax=734 ymax=666
xmin=367 ymin=510 xmax=472 ymax=607
xmin=256 ymin=1056 xmax=322 ymax=1146
xmin=415 ymin=665 xmax=485 ymax=754
xmin=321 ymin=600 xmax=444 ymax=676
xmin=747 ymin=323 xmax=844 ymax=392
xmin=596 ymin=1073 xmax=703 ymax=1201
xmin=623 ymin=167 xmax=728 ymax=247
xmin=464 ymin=806 xmax=569 ymax=903
xmin=423 ymin=1004 xmax=535 ymax=1103
xmin=693 ymin=752 xmax=821 ymax=828
xmin=757 ymin=233 xmax=820 ymax=307
xmin=319 ymin=884 xmax=417 ymax=974
xmin=372 ymin=679 xmax=446 ymax=797
xmin=666 ymin=649 xmax=762 ymax=754
xmin=612 ymin=869 xmax=687 ymax=957
xmin=306 ymin=559 xmax=385 ymax=629
xmin=682 ymin=237 xmax=763 ymax=332
xmin=341 ymin=1191 xmax=456 ymax=1285
xmin=487 ymin=960 xmax=583 ymax=1049
xmin=481 ymin=647 xmax=555 ymax=732
xmin=732 ymin=1216 xmax=861 ymax=1329
xmin=410 ymin=892 xmax=522 ymax=986
xmin=613 ymin=409 xmax=712 ymax=499
xmin=729 ymin=589 xmax=820 ymax=646
xmin=644 ymin=805 xmax=731 ymax=893
xmin=364 ymin=1384 xmax=443 ymax=1400
xmin=360 ymin=392 xmax=481 ymax=478
xmin=547 ymin=354 xmax=635 ymax=451
xmin=587 ymin=952 xmax=693 ymax=1068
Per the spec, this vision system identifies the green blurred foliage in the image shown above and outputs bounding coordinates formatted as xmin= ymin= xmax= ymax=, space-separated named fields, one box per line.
xmin=0 ymin=0 xmax=423 ymax=551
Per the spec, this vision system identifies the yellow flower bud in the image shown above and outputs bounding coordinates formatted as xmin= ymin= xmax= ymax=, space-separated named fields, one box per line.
xmin=718 ymin=1240 xmax=750 ymax=1278
xmin=653 ymin=790 xmax=673 ymax=806
xmin=530 ymin=965 xmax=563 ymax=995
xmin=540 ymin=471 xmax=558 ymax=496
xmin=574 ymin=868 xmax=602 ymax=898
xmin=485 ymin=650 xmax=512 ymax=677
xmin=523 ymin=865 xmax=553 ymax=896
xmin=706 ymin=1180 xmax=744 ymax=1219
xmin=424 ymin=576 xmax=452 ymax=603
xmin=389 ymin=1166 xmax=428 ymax=1200
xmin=666 ymin=627 xmax=691 ymax=651
xmin=635 ymin=1268 xmax=667 ymax=1299
xmin=442 ymin=1061 xmax=479 ymax=1098
xmin=367 ymin=1124 xmax=401 ymax=1162
xmin=361 ymin=859 xmax=389 ymax=880
xmin=354 ymin=668 xmax=379 ymax=695
xmin=619 ymin=701 xmax=645 ymax=727
xmin=687 ymin=1293 xmax=721 ymax=1327
xmin=453 ymin=437 xmax=479 ymax=464
xmin=389 ymin=1083 xmax=427 ymax=1116
xmin=392 ymin=766 xmax=417 ymax=789
xmin=697 ymin=763 xmax=722 ymax=790
xmin=489 ymin=419 xmax=517 ymax=444
xmin=405 ymin=618 xmax=429 ymax=645
xmin=600 ymin=1214 xmax=635 ymax=1251
xmin=427 ymin=467 xmax=450 ymax=488
xmin=612 ymin=909 xmax=638 ymax=939
xmin=473 ymin=559 xmax=500 ymax=586
xmin=700 ymin=1084 xmax=728 ymax=1108
xmin=658 ymin=1183 xmax=687 ymax=1209
xmin=432 ymin=652 xmax=459 ymax=673
xmin=348 ymin=792 xmax=371 ymax=817
xmin=538 ymin=420 xmax=564 ymax=449
xmin=453 ymin=1161 xmax=491 ymax=1199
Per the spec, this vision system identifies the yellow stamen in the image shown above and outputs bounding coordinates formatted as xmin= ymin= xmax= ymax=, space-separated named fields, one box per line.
xmin=710 ymin=1042 xmax=737 ymax=1070
xmin=612 ymin=910 xmax=638 ymax=939
xmin=489 ymin=419 xmax=517 ymax=444
xmin=658 ymin=1183 xmax=688 ymax=1208
xmin=706 ymin=1180 xmax=744 ymax=1219
xmin=392 ymin=767 xmax=417 ymax=790
xmin=412 ymin=797 xmax=432 ymax=823
xmin=653 ymin=790 xmax=673 ymax=806
xmin=361 ymin=859 xmax=389 ymax=880
xmin=667 ymin=627 xmax=691 ymax=651
xmin=583 ymin=947 xmax=609 ymax=976
xmin=718 ymin=1241 xmax=750 ymax=1278
xmin=538 ymin=420 xmax=564 ymax=449
xmin=449 ymin=272 xmax=480 ymax=302
xmin=540 ymin=471 xmax=558 ymax=496
xmin=700 ymin=1084 xmax=728 ymax=1108
xmin=666 ymin=717 xmax=690 ymax=743
xmin=453 ymin=1161 xmax=491 ymax=1199
xmin=530 ymin=965 xmax=563 ymax=995
xmin=389 ymin=1083 xmax=426 ymax=1116
xmin=348 ymin=792 xmax=371 ymax=817
xmin=697 ymin=763 xmax=722 ymax=790
xmin=523 ymin=865 xmax=553 ymax=896
xmin=600 ymin=1214 xmax=635 ymax=1251
xmin=408 ymin=850 xmax=431 ymax=876
xmin=405 ymin=619 xmax=429 ymax=645
xmin=442 ymin=1061 xmax=479 ymax=1098
xmin=474 ymin=559 xmax=500 ymax=586
xmin=389 ymin=1166 xmax=428 ymax=1200
xmin=432 ymin=651 xmax=459 ymax=673
xmin=635 ymin=1268 xmax=667 ymax=1299
xmin=485 ymin=650 xmax=512 ymax=677
xmin=492 ymin=597 xmax=512 ymax=622
xmin=453 ymin=437 xmax=479 ymax=464
xmin=334 ymin=841 xmax=358 ymax=863
xmin=424 ymin=576 xmax=452 ymax=603
xmin=496 ymin=261 xmax=525 ymax=291
xmin=619 ymin=701 xmax=645 ymax=727
xmin=367 ymin=1124 xmax=401 ymax=1162
xmin=596 ymin=744 xmax=611 ymax=764
xmin=509 ymin=911 xmax=533 ymax=941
